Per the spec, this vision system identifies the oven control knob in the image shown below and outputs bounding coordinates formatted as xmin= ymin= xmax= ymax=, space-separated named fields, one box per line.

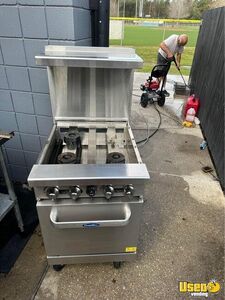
xmin=70 ymin=186 xmax=82 ymax=200
xmin=124 ymin=184 xmax=134 ymax=195
xmin=86 ymin=185 xmax=97 ymax=197
xmin=47 ymin=187 xmax=59 ymax=200
xmin=104 ymin=185 xmax=114 ymax=200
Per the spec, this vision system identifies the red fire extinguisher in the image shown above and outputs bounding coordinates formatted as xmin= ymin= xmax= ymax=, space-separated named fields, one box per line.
xmin=184 ymin=94 xmax=200 ymax=119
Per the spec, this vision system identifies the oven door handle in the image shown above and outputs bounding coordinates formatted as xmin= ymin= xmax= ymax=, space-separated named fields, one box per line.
xmin=50 ymin=204 xmax=131 ymax=229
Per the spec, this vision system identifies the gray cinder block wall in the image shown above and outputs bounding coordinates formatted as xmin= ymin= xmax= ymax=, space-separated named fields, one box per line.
xmin=0 ymin=0 xmax=92 ymax=182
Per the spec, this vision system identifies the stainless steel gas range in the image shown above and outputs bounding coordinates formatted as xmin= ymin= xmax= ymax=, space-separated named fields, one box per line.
xmin=28 ymin=46 xmax=149 ymax=270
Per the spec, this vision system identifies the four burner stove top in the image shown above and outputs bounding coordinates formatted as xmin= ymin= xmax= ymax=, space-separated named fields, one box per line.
xmin=28 ymin=46 xmax=149 ymax=269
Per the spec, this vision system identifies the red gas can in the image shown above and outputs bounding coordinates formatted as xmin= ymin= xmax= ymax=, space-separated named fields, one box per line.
xmin=144 ymin=80 xmax=159 ymax=90
xmin=184 ymin=94 xmax=200 ymax=117
xmin=149 ymin=80 xmax=160 ymax=90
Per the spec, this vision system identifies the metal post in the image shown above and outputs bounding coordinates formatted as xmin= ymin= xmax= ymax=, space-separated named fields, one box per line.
xmin=0 ymin=147 xmax=24 ymax=232
xmin=89 ymin=0 xmax=110 ymax=47
xmin=90 ymin=0 xmax=99 ymax=46
xmin=98 ymin=0 xmax=110 ymax=46
xmin=163 ymin=21 xmax=166 ymax=40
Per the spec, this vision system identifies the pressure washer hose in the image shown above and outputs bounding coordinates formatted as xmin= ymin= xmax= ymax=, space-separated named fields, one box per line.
xmin=172 ymin=56 xmax=190 ymax=88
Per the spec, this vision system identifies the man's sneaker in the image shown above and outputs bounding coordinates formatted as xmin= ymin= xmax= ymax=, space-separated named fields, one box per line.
xmin=163 ymin=90 xmax=170 ymax=97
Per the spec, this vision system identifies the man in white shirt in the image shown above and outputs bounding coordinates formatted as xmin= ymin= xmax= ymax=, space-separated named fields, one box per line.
xmin=157 ymin=34 xmax=188 ymax=96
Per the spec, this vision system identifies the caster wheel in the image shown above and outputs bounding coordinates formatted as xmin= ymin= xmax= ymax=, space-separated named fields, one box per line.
xmin=140 ymin=84 xmax=145 ymax=91
xmin=158 ymin=93 xmax=165 ymax=107
xmin=53 ymin=264 xmax=65 ymax=272
xmin=140 ymin=93 xmax=148 ymax=108
xmin=113 ymin=261 xmax=122 ymax=269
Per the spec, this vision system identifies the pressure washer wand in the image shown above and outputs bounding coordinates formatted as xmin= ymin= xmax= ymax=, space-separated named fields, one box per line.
xmin=173 ymin=56 xmax=189 ymax=88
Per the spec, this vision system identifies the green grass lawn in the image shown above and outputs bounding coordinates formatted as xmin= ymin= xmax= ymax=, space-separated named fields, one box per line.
xmin=110 ymin=25 xmax=199 ymax=75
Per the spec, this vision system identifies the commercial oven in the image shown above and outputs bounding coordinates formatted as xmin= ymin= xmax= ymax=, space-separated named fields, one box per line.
xmin=28 ymin=46 xmax=149 ymax=270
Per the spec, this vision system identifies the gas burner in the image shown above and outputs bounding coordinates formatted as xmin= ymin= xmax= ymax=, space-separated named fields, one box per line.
xmin=64 ymin=129 xmax=80 ymax=150
xmin=57 ymin=152 xmax=77 ymax=164
xmin=28 ymin=46 xmax=149 ymax=269
xmin=106 ymin=152 xmax=125 ymax=164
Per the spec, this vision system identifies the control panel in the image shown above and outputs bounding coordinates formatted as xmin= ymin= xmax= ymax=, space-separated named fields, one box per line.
xmin=44 ymin=184 xmax=135 ymax=201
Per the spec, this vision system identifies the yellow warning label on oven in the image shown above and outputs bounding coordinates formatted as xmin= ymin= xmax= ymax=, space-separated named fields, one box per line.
xmin=125 ymin=247 xmax=137 ymax=253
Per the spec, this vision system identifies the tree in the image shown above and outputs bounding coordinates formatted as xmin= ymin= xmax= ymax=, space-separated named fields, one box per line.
xmin=114 ymin=0 xmax=171 ymax=18
xmin=110 ymin=0 xmax=118 ymax=17
xmin=123 ymin=0 xmax=136 ymax=17
xmin=169 ymin=0 xmax=193 ymax=19
xmin=144 ymin=0 xmax=170 ymax=18
xmin=117 ymin=0 xmax=136 ymax=17
xmin=190 ymin=0 xmax=212 ymax=19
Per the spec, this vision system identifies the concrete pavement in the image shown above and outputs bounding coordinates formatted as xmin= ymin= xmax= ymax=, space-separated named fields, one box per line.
xmin=0 ymin=73 xmax=224 ymax=300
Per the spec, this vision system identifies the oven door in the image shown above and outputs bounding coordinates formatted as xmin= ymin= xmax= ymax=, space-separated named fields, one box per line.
xmin=37 ymin=197 xmax=143 ymax=259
